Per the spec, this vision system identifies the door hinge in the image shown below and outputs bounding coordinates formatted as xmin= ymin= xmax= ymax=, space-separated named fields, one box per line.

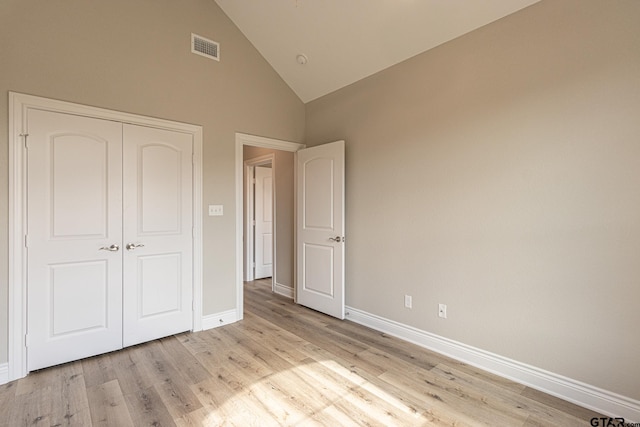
xmin=252 ymin=262 xmax=256 ymax=268
xmin=192 ymin=227 xmax=195 ymax=238
xmin=24 ymin=234 xmax=29 ymax=248
xmin=252 ymin=220 xmax=256 ymax=226
xmin=252 ymin=178 xmax=256 ymax=185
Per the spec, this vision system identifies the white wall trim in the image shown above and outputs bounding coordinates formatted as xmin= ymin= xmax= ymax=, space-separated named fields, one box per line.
xmin=192 ymin=122 xmax=204 ymax=334
xmin=244 ymin=164 xmax=255 ymax=283
xmin=201 ymin=310 xmax=239 ymax=331
xmin=7 ymin=92 xmax=204 ymax=382
xmin=345 ymin=306 xmax=640 ymax=422
xmin=274 ymin=282 xmax=294 ymax=299
xmin=237 ymin=133 xmax=306 ymax=152
xmin=0 ymin=364 xmax=8 ymax=385
xmin=235 ymin=133 xmax=304 ymax=321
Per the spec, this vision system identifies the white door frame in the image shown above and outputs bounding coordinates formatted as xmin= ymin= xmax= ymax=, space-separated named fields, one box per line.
xmin=244 ymin=154 xmax=275 ymax=284
xmin=8 ymin=92 xmax=204 ymax=382
xmin=235 ymin=133 xmax=304 ymax=320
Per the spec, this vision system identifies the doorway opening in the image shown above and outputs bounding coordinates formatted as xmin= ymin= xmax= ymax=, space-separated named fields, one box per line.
xmin=244 ymin=154 xmax=274 ymax=284
xmin=235 ymin=133 xmax=305 ymax=320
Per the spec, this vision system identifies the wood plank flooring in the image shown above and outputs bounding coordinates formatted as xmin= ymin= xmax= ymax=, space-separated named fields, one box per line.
xmin=0 ymin=279 xmax=603 ymax=426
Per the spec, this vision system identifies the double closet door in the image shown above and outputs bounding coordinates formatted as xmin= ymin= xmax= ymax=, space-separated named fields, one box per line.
xmin=26 ymin=109 xmax=194 ymax=371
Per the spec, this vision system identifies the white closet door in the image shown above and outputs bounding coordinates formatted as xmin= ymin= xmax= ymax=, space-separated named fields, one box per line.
xmin=254 ymin=166 xmax=273 ymax=279
xmin=26 ymin=110 xmax=124 ymax=371
xmin=122 ymin=124 xmax=194 ymax=347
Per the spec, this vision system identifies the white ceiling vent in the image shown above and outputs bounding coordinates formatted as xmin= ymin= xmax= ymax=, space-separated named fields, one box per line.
xmin=191 ymin=33 xmax=220 ymax=61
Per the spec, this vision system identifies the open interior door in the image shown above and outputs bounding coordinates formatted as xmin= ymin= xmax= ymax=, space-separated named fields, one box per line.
xmin=254 ymin=166 xmax=274 ymax=279
xmin=296 ymin=140 xmax=345 ymax=319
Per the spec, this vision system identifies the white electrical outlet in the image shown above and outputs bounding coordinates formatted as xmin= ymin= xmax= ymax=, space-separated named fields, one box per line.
xmin=438 ymin=303 xmax=447 ymax=318
xmin=404 ymin=295 xmax=412 ymax=309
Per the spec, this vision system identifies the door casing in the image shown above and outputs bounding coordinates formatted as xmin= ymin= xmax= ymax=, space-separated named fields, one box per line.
xmin=8 ymin=92 xmax=203 ymax=381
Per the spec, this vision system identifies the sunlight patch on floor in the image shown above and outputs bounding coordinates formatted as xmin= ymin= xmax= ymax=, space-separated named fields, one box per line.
xmin=198 ymin=360 xmax=430 ymax=426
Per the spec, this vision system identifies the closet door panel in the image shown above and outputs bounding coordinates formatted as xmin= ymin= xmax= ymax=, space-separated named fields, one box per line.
xmin=122 ymin=124 xmax=193 ymax=346
xmin=26 ymin=109 xmax=123 ymax=371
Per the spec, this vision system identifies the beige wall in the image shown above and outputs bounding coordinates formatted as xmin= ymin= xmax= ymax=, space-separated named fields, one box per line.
xmin=305 ymin=0 xmax=640 ymax=400
xmin=0 ymin=0 xmax=305 ymax=364
xmin=243 ymin=146 xmax=295 ymax=291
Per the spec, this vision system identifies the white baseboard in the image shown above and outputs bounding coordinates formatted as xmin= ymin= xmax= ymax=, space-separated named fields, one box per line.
xmin=201 ymin=309 xmax=239 ymax=331
xmin=345 ymin=306 xmax=639 ymax=423
xmin=274 ymin=282 xmax=294 ymax=299
xmin=0 ymin=363 xmax=8 ymax=385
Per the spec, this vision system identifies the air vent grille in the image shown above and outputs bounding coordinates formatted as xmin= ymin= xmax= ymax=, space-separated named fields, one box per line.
xmin=191 ymin=33 xmax=219 ymax=61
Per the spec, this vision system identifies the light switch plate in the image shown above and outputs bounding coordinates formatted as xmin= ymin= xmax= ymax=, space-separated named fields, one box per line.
xmin=208 ymin=205 xmax=223 ymax=216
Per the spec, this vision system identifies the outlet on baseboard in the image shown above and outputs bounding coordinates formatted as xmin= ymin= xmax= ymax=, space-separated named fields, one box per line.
xmin=438 ymin=303 xmax=447 ymax=318
xmin=404 ymin=295 xmax=412 ymax=309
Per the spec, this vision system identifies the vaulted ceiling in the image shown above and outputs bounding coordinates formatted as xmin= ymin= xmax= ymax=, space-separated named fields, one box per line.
xmin=215 ymin=0 xmax=540 ymax=103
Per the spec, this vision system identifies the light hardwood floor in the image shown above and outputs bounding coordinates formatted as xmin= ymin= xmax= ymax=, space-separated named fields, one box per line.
xmin=0 ymin=279 xmax=602 ymax=426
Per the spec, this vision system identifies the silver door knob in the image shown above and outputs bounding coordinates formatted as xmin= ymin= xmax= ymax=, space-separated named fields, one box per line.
xmin=99 ymin=244 xmax=120 ymax=252
xmin=328 ymin=236 xmax=342 ymax=242
xmin=126 ymin=243 xmax=145 ymax=251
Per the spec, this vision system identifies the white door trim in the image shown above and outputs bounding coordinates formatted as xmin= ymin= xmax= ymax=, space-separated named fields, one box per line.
xmin=8 ymin=92 xmax=204 ymax=382
xmin=244 ymin=154 xmax=275 ymax=284
xmin=235 ymin=133 xmax=304 ymax=320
